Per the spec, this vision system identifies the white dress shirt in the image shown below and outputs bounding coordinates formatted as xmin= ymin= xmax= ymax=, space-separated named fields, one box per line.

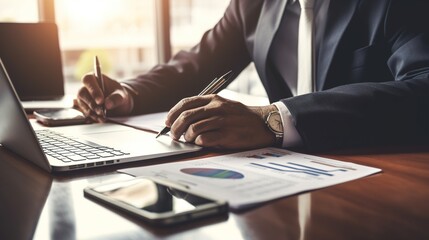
xmin=270 ymin=0 xmax=330 ymax=147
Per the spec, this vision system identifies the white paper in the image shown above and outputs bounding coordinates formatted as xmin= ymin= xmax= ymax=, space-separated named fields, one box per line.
xmin=119 ymin=148 xmax=381 ymax=210
xmin=108 ymin=112 xmax=168 ymax=133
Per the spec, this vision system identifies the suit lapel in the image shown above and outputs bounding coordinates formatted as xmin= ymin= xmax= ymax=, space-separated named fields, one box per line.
xmin=316 ymin=0 xmax=360 ymax=90
xmin=253 ymin=0 xmax=288 ymax=84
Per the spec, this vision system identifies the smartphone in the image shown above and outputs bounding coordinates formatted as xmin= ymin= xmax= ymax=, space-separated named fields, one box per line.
xmin=34 ymin=108 xmax=86 ymax=126
xmin=84 ymin=177 xmax=228 ymax=225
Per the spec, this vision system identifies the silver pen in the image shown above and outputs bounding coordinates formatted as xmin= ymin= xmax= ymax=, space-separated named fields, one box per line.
xmin=94 ymin=56 xmax=106 ymax=118
xmin=155 ymin=70 xmax=233 ymax=138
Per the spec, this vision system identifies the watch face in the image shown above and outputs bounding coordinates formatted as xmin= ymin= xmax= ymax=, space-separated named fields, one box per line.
xmin=268 ymin=112 xmax=283 ymax=133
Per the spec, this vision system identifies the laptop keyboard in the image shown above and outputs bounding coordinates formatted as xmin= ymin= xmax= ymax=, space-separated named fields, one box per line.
xmin=36 ymin=130 xmax=130 ymax=163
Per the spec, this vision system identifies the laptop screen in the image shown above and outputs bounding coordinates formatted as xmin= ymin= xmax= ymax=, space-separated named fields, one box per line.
xmin=0 ymin=22 xmax=64 ymax=101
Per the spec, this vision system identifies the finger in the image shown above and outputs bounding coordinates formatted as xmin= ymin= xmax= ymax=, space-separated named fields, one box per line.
xmin=105 ymin=89 xmax=126 ymax=110
xmin=77 ymin=98 xmax=99 ymax=122
xmin=195 ymin=131 xmax=223 ymax=148
xmin=77 ymin=87 xmax=104 ymax=116
xmin=76 ymin=95 xmax=91 ymax=116
xmin=82 ymin=73 xmax=104 ymax=105
xmin=73 ymin=98 xmax=79 ymax=109
xmin=166 ymin=95 xmax=213 ymax=126
xmin=184 ymin=116 xmax=224 ymax=142
xmin=170 ymin=106 xmax=215 ymax=140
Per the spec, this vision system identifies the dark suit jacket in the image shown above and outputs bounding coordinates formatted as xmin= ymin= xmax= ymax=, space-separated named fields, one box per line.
xmin=124 ymin=0 xmax=429 ymax=151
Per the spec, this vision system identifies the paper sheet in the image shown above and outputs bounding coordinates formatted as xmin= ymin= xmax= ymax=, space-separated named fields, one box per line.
xmin=108 ymin=112 xmax=168 ymax=133
xmin=119 ymin=148 xmax=381 ymax=210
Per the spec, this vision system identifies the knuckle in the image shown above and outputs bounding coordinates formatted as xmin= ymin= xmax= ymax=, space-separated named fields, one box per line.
xmin=184 ymin=131 xmax=193 ymax=142
xmin=198 ymin=135 xmax=221 ymax=148
xmin=107 ymin=94 xmax=120 ymax=106
xmin=212 ymin=94 xmax=223 ymax=101
xmin=196 ymin=135 xmax=206 ymax=145
xmin=198 ymin=134 xmax=211 ymax=146
xmin=213 ymin=102 xmax=227 ymax=114
xmin=188 ymin=123 xmax=198 ymax=135
xmin=180 ymin=110 xmax=192 ymax=122
xmin=179 ymin=97 xmax=192 ymax=107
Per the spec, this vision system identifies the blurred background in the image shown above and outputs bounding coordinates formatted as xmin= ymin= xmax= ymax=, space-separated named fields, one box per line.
xmin=0 ymin=0 xmax=267 ymax=97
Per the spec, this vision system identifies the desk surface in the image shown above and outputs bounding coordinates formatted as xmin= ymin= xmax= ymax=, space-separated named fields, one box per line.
xmin=1 ymin=145 xmax=429 ymax=240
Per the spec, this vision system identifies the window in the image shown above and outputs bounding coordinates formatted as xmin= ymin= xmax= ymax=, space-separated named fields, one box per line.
xmin=54 ymin=0 xmax=157 ymax=89
xmin=0 ymin=0 xmax=38 ymax=22
xmin=170 ymin=0 xmax=229 ymax=55
xmin=1 ymin=0 xmax=266 ymax=97
xmin=170 ymin=0 xmax=266 ymax=97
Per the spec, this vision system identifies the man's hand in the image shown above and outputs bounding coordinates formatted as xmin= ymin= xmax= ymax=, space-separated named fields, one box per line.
xmin=75 ymin=73 xmax=133 ymax=122
xmin=165 ymin=94 xmax=277 ymax=149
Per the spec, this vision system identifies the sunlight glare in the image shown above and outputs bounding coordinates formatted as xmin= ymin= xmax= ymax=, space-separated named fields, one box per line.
xmin=61 ymin=0 xmax=121 ymax=30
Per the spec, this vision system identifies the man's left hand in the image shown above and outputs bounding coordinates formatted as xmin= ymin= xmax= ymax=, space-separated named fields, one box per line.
xmin=165 ymin=94 xmax=277 ymax=149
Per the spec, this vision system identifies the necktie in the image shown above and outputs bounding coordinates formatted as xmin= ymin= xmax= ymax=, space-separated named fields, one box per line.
xmin=297 ymin=0 xmax=315 ymax=95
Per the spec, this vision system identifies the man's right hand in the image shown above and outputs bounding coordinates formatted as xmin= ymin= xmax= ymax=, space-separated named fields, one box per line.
xmin=75 ymin=73 xmax=134 ymax=122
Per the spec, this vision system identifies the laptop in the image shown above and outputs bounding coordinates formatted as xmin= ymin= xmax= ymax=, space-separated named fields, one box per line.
xmin=0 ymin=59 xmax=201 ymax=172
xmin=0 ymin=22 xmax=72 ymax=111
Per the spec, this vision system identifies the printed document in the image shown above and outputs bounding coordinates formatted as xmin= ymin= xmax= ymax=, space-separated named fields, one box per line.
xmin=119 ymin=148 xmax=381 ymax=210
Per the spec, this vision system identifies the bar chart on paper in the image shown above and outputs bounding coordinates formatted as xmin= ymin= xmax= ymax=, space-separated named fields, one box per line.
xmin=243 ymin=149 xmax=357 ymax=177
xmin=249 ymin=162 xmax=350 ymax=177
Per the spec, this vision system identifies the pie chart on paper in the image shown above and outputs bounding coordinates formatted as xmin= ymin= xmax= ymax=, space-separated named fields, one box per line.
xmin=180 ymin=168 xmax=244 ymax=179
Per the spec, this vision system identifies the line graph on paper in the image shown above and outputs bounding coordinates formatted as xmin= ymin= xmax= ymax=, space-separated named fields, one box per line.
xmin=249 ymin=161 xmax=352 ymax=177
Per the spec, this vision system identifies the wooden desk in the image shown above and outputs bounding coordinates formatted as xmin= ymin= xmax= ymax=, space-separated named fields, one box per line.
xmin=1 ymin=145 xmax=429 ymax=240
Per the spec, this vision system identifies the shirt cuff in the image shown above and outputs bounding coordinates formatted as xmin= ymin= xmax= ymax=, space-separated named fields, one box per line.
xmin=273 ymin=102 xmax=303 ymax=148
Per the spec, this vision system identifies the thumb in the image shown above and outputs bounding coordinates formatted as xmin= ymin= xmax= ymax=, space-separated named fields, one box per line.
xmin=105 ymin=89 xmax=126 ymax=110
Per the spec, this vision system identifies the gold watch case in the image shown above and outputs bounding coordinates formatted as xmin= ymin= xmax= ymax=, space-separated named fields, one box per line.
xmin=266 ymin=111 xmax=283 ymax=134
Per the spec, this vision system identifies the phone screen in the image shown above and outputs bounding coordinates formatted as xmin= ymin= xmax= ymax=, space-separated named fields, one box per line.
xmin=34 ymin=108 xmax=86 ymax=126
xmin=85 ymin=178 xmax=227 ymax=224
xmin=35 ymin=108 xmax=84 ymax=120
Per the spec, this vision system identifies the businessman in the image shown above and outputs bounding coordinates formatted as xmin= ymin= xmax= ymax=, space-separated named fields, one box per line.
xmin=76 ymin=0 xmax=429 ymax=152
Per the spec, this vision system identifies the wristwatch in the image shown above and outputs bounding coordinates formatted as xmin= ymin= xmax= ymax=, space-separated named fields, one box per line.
xmin=265 ymin=110 xmax=284 ymax=147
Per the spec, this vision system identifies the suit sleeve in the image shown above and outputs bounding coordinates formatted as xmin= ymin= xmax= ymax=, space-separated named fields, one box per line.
xmin=122 ymin=0 xmax=257 ymax=114
xmin=282 ymin=0 xmax=429 ymax=152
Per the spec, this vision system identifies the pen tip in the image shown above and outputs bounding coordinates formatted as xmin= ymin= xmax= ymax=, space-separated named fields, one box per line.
xmin=155 ymin=130 xmax=163 ymax=138
xmin=156 ymin=127 xmax=170 ymax=138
